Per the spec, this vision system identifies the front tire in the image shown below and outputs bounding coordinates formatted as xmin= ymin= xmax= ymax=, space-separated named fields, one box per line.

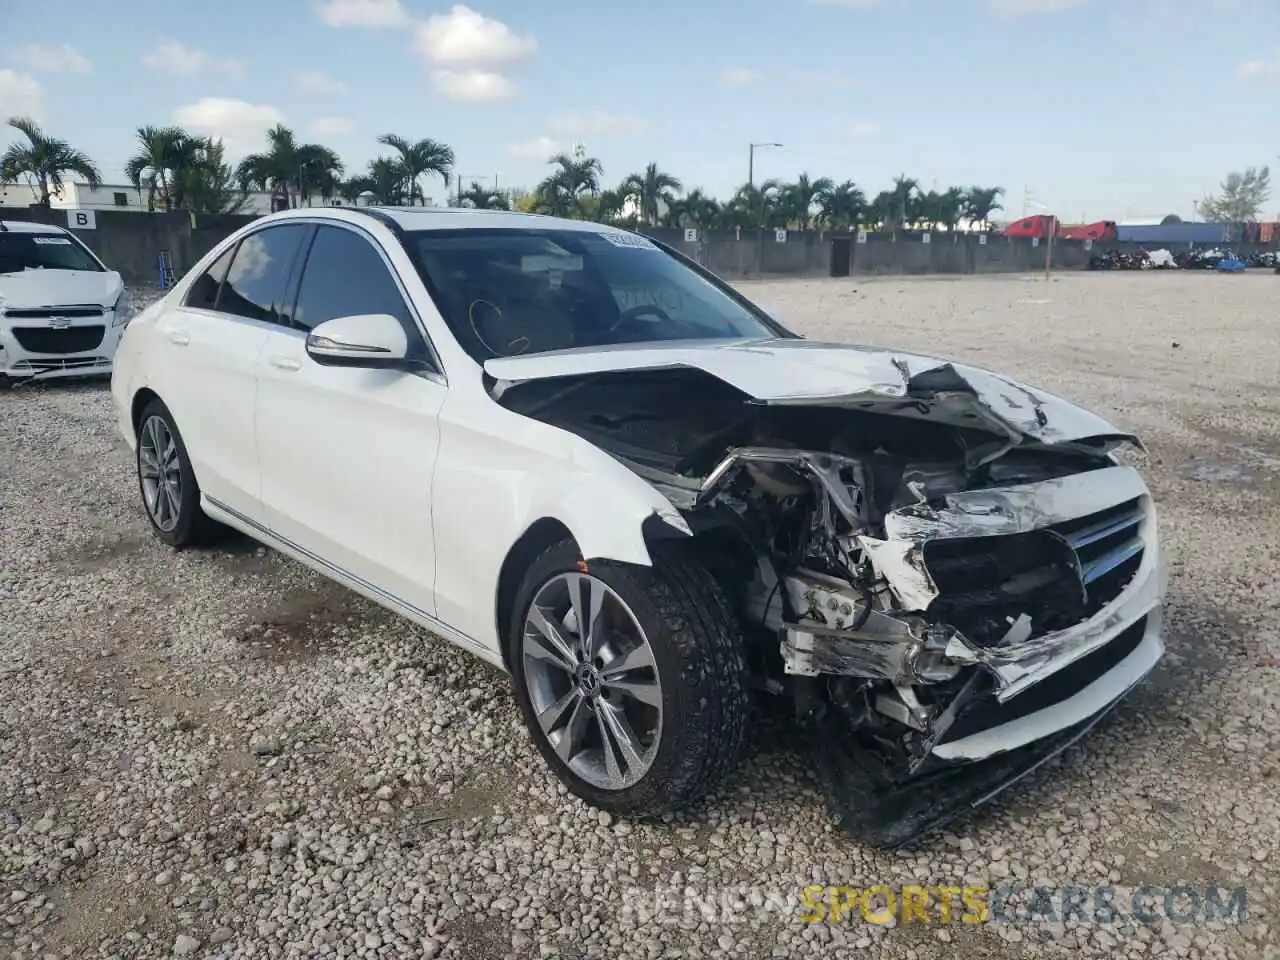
xmin=136 ymin=399 xmax=221 ymax=547
xmin=507 ymin=540 xmax=749 ymax=818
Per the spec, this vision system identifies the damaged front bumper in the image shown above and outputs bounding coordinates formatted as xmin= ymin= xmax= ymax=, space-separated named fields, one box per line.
xmin=790 ymin=463 xmax=1167 ymax=766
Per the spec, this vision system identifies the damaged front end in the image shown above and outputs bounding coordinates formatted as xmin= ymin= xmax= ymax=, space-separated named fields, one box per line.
xmin=491 ymin=352 xmax=1167 ymax=845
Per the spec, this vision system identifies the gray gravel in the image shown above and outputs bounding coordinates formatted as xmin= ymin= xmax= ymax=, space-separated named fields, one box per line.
xmin=1 ymin=272 xmax=1277 ymax=959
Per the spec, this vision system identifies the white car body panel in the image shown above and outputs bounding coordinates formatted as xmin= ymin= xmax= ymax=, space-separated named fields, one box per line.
xmin=149 ymin=305 xmax=272 ymax=517
xmin=109 ymin=207 xmax=1165 ymax=772
xmin=253 ymin=322 xmax=446 ymax=619
xmin=485 ymin=339 xmax=1129 ymax=448
xmin=0 ymin=221 xmax=125 ymax=381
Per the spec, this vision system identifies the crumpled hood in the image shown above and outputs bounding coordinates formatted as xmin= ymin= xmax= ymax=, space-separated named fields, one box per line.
xmin=485 ymin=338 xmax=1137 ymax=449
xmin=0 ymin=270 xmax=122 ymax=310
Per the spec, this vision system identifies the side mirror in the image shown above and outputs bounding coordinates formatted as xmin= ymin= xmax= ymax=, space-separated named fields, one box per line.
xmin=305 ymin=313 xmax=409 ymax=369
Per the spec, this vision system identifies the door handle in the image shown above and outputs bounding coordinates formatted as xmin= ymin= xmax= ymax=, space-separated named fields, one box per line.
xmin=268 ymin=355 xmax=301 ymax=372
xmin=167 ymin=330 xmax=190 ymax=346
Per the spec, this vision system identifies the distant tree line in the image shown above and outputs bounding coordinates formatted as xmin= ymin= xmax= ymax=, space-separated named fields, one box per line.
xmin=2 ymin=116 xmax=1272 ymax=228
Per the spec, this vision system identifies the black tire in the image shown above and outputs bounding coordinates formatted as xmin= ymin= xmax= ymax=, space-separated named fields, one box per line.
xmin=507 ymin=539 xmax=750 ymax=818
xmin=135 ymin=398 xmax=222 ymax=547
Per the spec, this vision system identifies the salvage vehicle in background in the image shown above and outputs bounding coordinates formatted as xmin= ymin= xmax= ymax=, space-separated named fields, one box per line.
xmin=109 ymin=207 xmax=1167 ymax=845
xmin=0 ymin=219 xmax=128 ymax=382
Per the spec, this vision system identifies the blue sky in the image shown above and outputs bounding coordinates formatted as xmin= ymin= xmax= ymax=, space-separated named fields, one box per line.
xmin=1 ymin=0 xmax=1277 ymax=220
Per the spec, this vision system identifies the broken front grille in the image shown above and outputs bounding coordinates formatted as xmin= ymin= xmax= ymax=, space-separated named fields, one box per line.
xmin=11 ymin=325 xmax=105 ymax=355
xmin=923 ymin=497 xmax=1145 ymax=646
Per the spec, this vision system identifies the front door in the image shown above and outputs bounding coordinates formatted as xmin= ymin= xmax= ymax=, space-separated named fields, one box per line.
xmin=255 ymin=223 xmax=446 ymax=617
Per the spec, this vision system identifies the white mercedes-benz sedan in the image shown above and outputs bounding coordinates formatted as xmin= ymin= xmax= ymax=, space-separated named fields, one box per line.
xmin=111 ymin=207 xmax=1167 ymax=845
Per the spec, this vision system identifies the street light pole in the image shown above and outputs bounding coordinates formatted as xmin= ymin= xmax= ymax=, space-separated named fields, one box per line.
xmin=748 ymin=142 xmax=783 ymax=188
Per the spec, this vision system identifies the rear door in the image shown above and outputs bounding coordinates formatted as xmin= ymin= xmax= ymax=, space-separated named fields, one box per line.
xmin=150 ymin=223 xmax=310 ymax=521
xmin=255 ymin=222 xmax=447 ymax=617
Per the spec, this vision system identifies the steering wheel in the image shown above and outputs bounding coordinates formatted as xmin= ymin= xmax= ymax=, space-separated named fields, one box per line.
xmin=607 ymin=303 xmax=673 ymax=340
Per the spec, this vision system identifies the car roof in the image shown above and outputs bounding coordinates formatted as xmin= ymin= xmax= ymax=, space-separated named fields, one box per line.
xmin=257 ymin=206 xmax=636 ymax=236
xmin=0 ymin=220 xmax=72 ymax=235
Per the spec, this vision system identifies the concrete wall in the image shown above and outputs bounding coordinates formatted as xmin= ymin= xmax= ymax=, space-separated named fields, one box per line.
xmin=3 ymin=205 xmax=1275 ymax=285
xmin=2 ymin=206 xmax=257 ymax=284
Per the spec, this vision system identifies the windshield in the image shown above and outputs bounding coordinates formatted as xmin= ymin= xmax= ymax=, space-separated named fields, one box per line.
xmin=0 ymin=232 xmax=103 ymax=274
xmin=403 ymin=228 xmax=786 ymax=360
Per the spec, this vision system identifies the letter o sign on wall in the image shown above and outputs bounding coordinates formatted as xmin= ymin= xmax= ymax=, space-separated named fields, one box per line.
xmin=68 ymin=210 xmax=97 ymax=230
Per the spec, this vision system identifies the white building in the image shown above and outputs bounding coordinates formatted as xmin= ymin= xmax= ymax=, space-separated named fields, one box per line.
xmin=0 ymin=180 xmax=356 ymax=215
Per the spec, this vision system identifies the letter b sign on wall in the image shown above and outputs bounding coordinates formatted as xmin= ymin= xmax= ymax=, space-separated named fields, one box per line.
xmin=67 ymin=210 xmax=96 ymax=230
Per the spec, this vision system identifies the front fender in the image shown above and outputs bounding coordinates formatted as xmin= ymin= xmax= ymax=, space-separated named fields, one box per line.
xmin=430 ymin=407 xmax=690 ymax=655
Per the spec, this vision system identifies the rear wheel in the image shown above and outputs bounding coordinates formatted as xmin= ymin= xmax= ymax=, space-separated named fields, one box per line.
xmin=507 ymin=540 xmax=749 ymax=817
xmin=136 ymin=399 xmax=222 ymax=547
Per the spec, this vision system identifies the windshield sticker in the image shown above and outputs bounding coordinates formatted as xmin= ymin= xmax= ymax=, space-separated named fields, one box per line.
xmin=521 ymin=253 xmax=582 ymax=274
xmin=32 ymin=237 xmax=73 ymax=245
xmin=599 ymin=232 xmax=658 ymax=250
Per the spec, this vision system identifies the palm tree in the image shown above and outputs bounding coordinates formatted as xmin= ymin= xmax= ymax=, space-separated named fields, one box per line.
xmin=621 ymin=162 xmax=682 ymax=226
xmin=595 ymin=186 xmax=630 ymax=224
xmin=779 ymin=173 xmax=833 ymax=230
xmin=236 ymin=124 xmax=301 ymax=209
xmin=934 ymin=186 xmax=967 ymax=235
xmin=816 ymin=180 xmax=866 ymax=230
xmin=665 ymin=187 xmax=720 ymax=229
xmin=889 ymin=175 xmax=919 ymax=228
xmin=720 ymin=180 xmax=783 ymax=229
xmin=376 ymin=134 xmax=453 ymax=205
xmin=866 ymin=190 xmax=894 ymax=230
xmin=173 ymin=138 xmax=248 ymax=214
xmin=296 ymin=144 xmax=343 ymax=207
xmin=0 ymin=116 xmax=102 ymax=205
xmin=366 ymin=157 xmax=408 ymax=205
xmin=125 ymin=125 xmax=199 ymax=211
xmin=457 ymin=180 xmax=508 ymax=210
xmin=536 ymin=152 xmax=604 ymax=219
xmin=962 ymin=186 xmax=1005 ymax=231
xmin=237 ymin=125 xmax=345 ymax=209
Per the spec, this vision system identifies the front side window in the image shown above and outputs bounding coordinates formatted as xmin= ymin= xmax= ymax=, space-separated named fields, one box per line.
xmin=217 ymin=224 xmax=309 ymax=325
xmin=0 ymin=232 xmax=103 ymax=274
xmin=402 ymin=228 xmax=785 ymax=360
xmin=184 ymin=244 xmax=235 ymax=311
xmin=293 ymin=226 xmax=414 ymax=334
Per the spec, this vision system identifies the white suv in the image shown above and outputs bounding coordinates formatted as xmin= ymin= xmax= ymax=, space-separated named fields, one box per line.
xmin=110 ymin=207 xmax=1166 ymax=845
xmin=0 ymin=220 xmax=127 ymax=382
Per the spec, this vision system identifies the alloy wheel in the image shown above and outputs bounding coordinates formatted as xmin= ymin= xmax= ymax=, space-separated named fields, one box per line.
xmin=521 ymin=572 xmax=663 ymax=790
xmin=138 ymin=415 xmax=182 ymax=532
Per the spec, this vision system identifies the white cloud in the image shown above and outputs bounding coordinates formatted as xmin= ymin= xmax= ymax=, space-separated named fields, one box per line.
xmin=172 ymin=98 xmax=283 ymax=153
xmin=0 ymin=69 xmax=44 ymax=120
xmin=506 ymin=136 xmax=562 ymax=160
xmin=316 ymin=0 xmax=408 ymax=27
xmin=415 ymin=5 xmax=536 ymax=64
xmin=546 ymin=111 xmax=649 ymax=137
xmin=296 ymin=70 xmax=346 ymax=94
xmin=430 ymin=69 xmax=517 ymax=102
xmin=987 ymin=0 xmax=1085 ymax=14
xmin=1238 ymin=51 xmax=1280 ymax=79
xmin=18 ymin=43 xmax=91 ymax=74
xmin=144 ymin=40 xmax=243 ymax=76
xmin=719 ymin=67 xmax=759 ymax=88
xmin=311 ymin=116 xmax=354 ymax=136
xmin=847 ymin=121 xmax=879 ymax=139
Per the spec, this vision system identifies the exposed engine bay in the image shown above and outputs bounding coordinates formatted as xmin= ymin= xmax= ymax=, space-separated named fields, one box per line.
xmin=490 ymin=359 xmax=1158 ymax=826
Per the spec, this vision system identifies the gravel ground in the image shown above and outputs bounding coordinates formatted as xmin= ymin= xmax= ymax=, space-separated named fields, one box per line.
xmin=1 ymin=272 xmax=1277 ymax=960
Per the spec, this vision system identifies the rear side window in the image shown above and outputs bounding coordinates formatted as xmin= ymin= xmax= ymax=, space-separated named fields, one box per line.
xmin=217 ymin=224 xmax=309 ymax=325
xmin=292 ymin=226 xmax=415 ymax=334
xmin=184 ymin=245 xmax=235 ymax=310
